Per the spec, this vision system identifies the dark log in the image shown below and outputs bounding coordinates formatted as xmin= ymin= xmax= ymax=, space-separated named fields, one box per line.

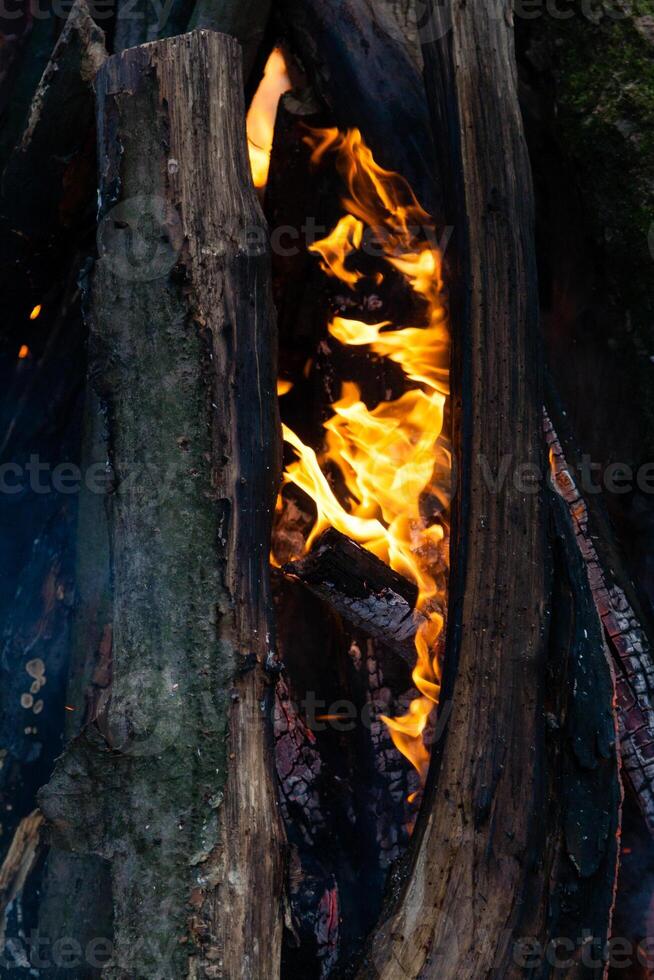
xmin=546 ymin=411 xmax=654 ymax=834
xmin=274 ymin=0 xmax=439 ymax=216
xmin=358 ymin=1 xmax=549 ymax=975
xmin=283 ymin=528 xmax=424 ymax=662
xmin=37 ymin=30 xmax=284 ymax=978
xmin=190 ymin=0 xmax=272 ymax=85
xmin=0 ymin=0 xmax=106 ymax=344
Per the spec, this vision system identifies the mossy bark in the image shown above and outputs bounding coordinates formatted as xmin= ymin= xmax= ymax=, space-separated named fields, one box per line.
xmin=38 ymin=30 xmax=284 ymax=979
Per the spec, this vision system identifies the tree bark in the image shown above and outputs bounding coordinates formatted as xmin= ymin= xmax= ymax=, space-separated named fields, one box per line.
xmin=358 ymin=2 xmax=550 ymax=975
xmin=38 ymin=29 xmax=285 ymax=979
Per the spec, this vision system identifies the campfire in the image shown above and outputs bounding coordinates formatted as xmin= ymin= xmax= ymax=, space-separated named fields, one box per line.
xmin=0 ymin=2 xmax=653 ymax=979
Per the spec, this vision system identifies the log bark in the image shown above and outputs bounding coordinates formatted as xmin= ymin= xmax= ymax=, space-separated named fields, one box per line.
xmin=283 ymin=529 xmax=425 ymax=662
xmin=37 ymin=30 xmax=284 ymax=979
xmin=358 ymin=2 xmax=549 ymax=976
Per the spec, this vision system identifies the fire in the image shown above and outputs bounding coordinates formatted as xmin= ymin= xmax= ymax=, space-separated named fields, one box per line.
xmin=18 ymin=344 xmax=30 ymax=359
xmin=246 ymin=49 xmax=291 ymax=189
xmin=29 ymin=304 xmax=42 ymax=321
xmin=279 ymin=128 xmax=450 ymax=788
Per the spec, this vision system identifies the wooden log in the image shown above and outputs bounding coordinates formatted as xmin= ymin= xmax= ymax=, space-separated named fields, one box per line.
xmin=190 ymin=0 xmax=272 ymax=85
xmin=274 ymin=0 xmax=439 ymax=216
xmin=358 ymin=2 xmax=549 ymax=976
xmin=37 ymin=30 xmax=284 ymax=978
xmin=546 ymin=410 xmax=654 ymax=833
xmin=283 ymin=528 xmax=425 ymax=662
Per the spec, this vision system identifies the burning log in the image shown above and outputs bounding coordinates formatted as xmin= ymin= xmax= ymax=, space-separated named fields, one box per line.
xmin=358 ymin=2 xmax=551 ymax=975
xmin=546 ymin=411 xmax=654 ymax=833
xmin=275 ymin=0 xmax=437 ymax=213
xmin=283 ymin=529 xmax=426 ymax=662
xmin=37 ymin=30 xmax=284 ymax=978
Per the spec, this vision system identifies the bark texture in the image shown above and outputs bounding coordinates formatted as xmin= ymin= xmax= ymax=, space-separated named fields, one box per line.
xmin=359 ymin=1 xmax=548 ymax=975
xmin=191 ymin=0 xmax=272 ymax=83
xmin=38 ymin=30 xmax=284 ymax=979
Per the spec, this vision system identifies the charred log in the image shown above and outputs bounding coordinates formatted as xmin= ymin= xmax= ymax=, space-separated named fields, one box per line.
xmin=37 ymin=30 xmax=284 ymax=978
xmin=283 ymin=528 xmax=425 ymax=662
xmin=274 ymin=0 xmax=438 ymax=215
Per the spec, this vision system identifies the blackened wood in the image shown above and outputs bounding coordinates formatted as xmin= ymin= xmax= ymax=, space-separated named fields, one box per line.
xmin=546 ymin=411 xmax=654 ymax=835
xmin=274 ymin=0 xmax=438 ymax=216
xmin=359 ymin=2 xmax=548 ymax=976
xmin=283 ymin=528 xmax=424 ymax=662
xmin=519 ymin=485 xmax=621 ymax=979
xmin=38 ymin=30 xmax=284 ymax=979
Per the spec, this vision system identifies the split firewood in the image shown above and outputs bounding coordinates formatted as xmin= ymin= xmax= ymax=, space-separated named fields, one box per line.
xmin=283 ymin=528 xmax=426 ymax=663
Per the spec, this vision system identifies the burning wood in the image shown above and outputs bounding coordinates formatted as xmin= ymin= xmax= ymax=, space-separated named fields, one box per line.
xmin=546 ymin=410 xmax=654 ymax=834
xmin=283 ymin=528 xmax=426 ymax=661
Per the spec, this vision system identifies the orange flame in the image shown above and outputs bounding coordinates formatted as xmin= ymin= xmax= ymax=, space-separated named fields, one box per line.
xmin=29 ymin=304 xmax=42 ymax=321
xmin=280 ymin=128 xmax=450 ymax=787
xmin=18 ymin=344 xmax=30 ymax=359
xmin=246 ymin=49 xmax=291 ymax=190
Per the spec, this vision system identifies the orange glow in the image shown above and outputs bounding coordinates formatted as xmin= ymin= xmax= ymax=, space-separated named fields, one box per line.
xmin=246 ymin=49 xmax=291 ymax=189
xmin=277 ymin=379 xmax=294 ymax=396
xmin=280 ymin=128 xmax=450 ymax=788
xmin=18 ymin=344 xmax=30 ymax=359
xmin=29 ymin=304 xmax=42 ymax=321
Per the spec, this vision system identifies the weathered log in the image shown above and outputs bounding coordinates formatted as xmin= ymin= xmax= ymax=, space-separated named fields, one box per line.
xmin=38 ymin=30 xmax=284 ymax=978
xmin=274 ymin=0 xmax=438 ymax=215
xmin=190 ymin=0 xmax=272 ymax=85
xmin=283 ymin=529 xmax=424 ymax=662
xmin=358 ymin=1 xmax=548 ymax=976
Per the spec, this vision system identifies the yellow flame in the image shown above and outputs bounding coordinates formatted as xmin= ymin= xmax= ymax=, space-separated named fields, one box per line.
xmin=246 ymin=49 xmax=291 ymax=190
xmin=280 ymin=128 xmax=450 ymax=788
xmin=29 ymin=304 xmax=42 ymax=321
xmin=277 ymin=379 xmax=294 ymax=396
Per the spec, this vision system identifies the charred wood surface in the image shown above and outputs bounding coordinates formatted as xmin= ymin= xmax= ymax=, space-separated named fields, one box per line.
xmin=274 ymin=0 xmax=438 ymax=215
xmin=283 ymin=529 xmax=424 ymax=662
xmin=547 ymin=411 xmax=654 ymax=836
xmin=37 ymin=30 xmax=284 ymax=979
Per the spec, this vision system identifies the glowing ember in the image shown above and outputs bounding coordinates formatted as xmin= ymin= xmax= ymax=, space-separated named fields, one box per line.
xmin=246 ymin=49 xmax=291 ymax=189
xmin=18 ymin=344 xmax=30 ymax=359
xmin=277 ymin=379 xmax=294 ymax=397
xmin=279 ymin=128 xmax=450 ymax=788
xmin=29 ymin=304 xmax=42 ymax=321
